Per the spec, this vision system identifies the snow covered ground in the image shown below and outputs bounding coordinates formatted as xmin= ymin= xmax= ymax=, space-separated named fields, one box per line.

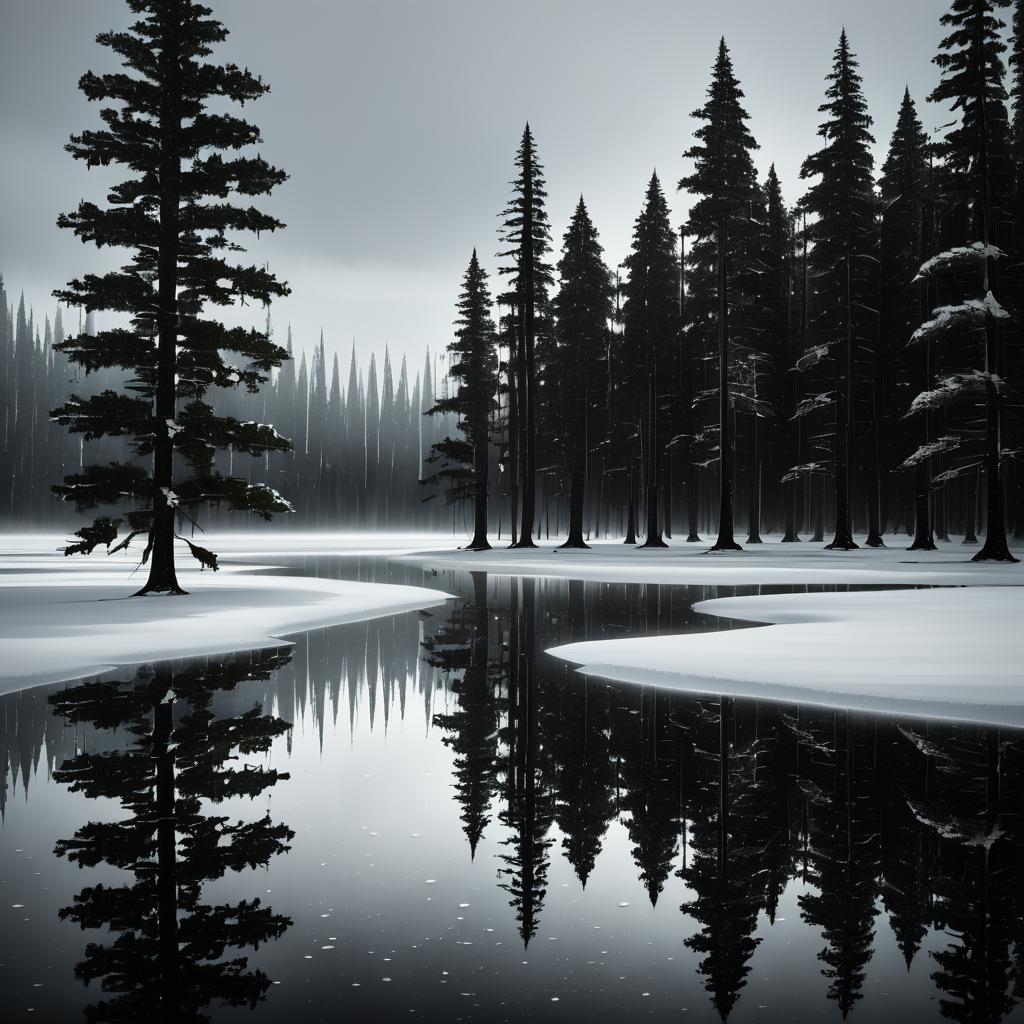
xmin=403 ymin=533 xmax=1023 ymax=586
xmin=0 ymin=535 xmax=451 ymax=693
xmin=549 ymin=587 xmax=1024 ymax=727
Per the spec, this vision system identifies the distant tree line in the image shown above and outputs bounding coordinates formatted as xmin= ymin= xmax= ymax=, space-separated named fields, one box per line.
xmin=0 ymin=282 xmax=460 ymax=531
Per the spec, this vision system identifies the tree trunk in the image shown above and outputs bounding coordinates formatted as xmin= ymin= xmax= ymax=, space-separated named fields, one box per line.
xmin=686 ymin=462 xmax=701 ymax=542
xmin=641 ymin=360 xmax=667 ymax=548
xmin=624 ymin=454 xmax=637 ymax=544
xmin=826 ymin=238 xmax=858 ymax=550
xmin=139 ymin=16 xmax=185 ymax=596
xmin=747 ymin=413 xmax=762 ymax=543
xmin=469 ymin=432 xmax=490 ymax=550
xmin=711 ymin=217 xmax=741 ymax=551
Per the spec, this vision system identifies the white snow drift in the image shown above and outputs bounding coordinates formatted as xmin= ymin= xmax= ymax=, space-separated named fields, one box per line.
xmin=0 ymin=565 xmax=450 ymax=693
xmin=549 ymin=587 xmax=1024 ymax=727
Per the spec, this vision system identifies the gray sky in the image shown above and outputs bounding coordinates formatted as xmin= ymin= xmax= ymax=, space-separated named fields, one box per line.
xmin=1 ymin=0 xmax=950 ymax=371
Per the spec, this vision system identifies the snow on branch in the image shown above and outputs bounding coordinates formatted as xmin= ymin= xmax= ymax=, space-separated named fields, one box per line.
xmin=796 ymin=344 xmax=830 ymax=372
xmin=793 ymin=392 xmax=834 ymax=419
xmin=899 ymin=435 xmax=961 ymax=469
xmin=911 ymin=292 xmax=1009 ymax=345
xmin=914 ymin=242 xmax=1004 ymax=283
xmin=781 ymin=461 xmax=830 ymax=483
xmin=907 ymin=371 xmax=1004 ymax=415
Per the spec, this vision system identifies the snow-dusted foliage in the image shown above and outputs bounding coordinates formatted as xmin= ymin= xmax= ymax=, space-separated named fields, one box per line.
xmin=793 ymin=392 xmax=834 ymax=419
xmin=913 ymin=241 xmax=1004 ymax=282
xmin=910 ymin=292 xmax=1009 ymax=345
xmin=907 ymin=370 xmax=1004 ymax=415
xmin=781 ymin=461 xmax=830 ymax=483
xmin=899 ymin=435 xmax=961 ymax=469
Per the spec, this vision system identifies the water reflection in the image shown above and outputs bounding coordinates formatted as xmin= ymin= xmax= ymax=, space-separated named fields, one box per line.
xmin=423 ymin=571 xmax=1024 ymax=1021
xmin=48 ymin=650 xmax=295 ymax=1023
xmin=1 ymin=567 xmax=1022 ymax=1022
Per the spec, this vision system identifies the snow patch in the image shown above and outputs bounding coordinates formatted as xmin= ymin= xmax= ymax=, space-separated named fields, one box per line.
xmin=548 ymin=587 xmax=1024 ymax=727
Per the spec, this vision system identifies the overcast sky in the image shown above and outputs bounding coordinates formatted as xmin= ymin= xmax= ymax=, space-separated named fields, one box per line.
xmin=1 ymin=0 xmax=954 ymax=372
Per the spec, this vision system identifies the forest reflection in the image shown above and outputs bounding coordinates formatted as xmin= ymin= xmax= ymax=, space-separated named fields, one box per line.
xmin=424 ymin=572 xmax=1024 ymax=1021
xmin=2 ymin=570 xmax=1022 ymax=1021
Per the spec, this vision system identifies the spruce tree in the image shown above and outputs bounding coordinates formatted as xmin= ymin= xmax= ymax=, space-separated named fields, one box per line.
xmin=880 ymin=91 xmax=934 ymax=550
xmin=621 ymin=173 xmax=680 ymax=548
xmin=498 ymin=125 xmax=553 ymax=548
xmin=680 ymin=38 xmax=761 ymax=552
xmin=799 ymin=30 xmax=877 ymax=551
xmin=550 ymin=197 xmax=613 ymax=548
xmin=918 ymin=0 xmax=1018 ymax=561
xmin=425 ymin=251 xmax=499 ymax=549
xmin=52 ymin=0 xmax=292 ymax=594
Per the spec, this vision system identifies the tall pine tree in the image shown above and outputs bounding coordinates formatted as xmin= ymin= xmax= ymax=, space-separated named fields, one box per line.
xmin=498 ymin=125 xmax=552 ymax=548
xmin=621 ymin=174 xmax=680 ymax=548
xmin=798 ymin=30 xmax=877 ymax=551
xmin=425 ymin=250 xmax=499 ymax=550
xmin=550 ymin=197 xmax=613 ymax=548
xmin=915 ymin=0 xmax=1018 ymax=561
xmin=680 ymin=39 xmax=761 ymax=551
xmin=52 ymin=0 xmax=291 ymax=593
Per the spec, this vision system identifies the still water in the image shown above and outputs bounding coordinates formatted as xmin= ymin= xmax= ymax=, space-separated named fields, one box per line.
xmin=1 ymin=556 xmax=1021 ymax=1022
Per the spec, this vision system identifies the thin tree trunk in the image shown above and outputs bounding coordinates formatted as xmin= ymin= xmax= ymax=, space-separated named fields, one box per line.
xmin=712 ymin=217 xmax=740 ymax=551
xmin=139 ymin=17 xmax=185 ymax=595
xmin=826 ymin=237 xmax=858 ymax=550
xmin=469 ymin=431 xmax=490 ymax=550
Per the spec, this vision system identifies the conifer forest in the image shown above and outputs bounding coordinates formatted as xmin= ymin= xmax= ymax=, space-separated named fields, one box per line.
xmin=1 ymin=2 xmax=1023 ymax=1022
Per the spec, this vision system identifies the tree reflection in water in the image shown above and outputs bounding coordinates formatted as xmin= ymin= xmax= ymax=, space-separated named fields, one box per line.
xmin=425 ymin=571 xmax=1024 ymax=1022
xmin=48 ymin=649 xmax=295 ymax=1024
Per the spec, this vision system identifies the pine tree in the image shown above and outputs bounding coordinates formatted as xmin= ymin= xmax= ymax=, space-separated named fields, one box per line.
xmin=425 ymin=250 xmax=499 ymax=550
xmin=798 ymin=30 xmax=877 ymax=551
xmin=621 ymin=174 xmax=680 ymax=548
xmin=550 ymin=197 xmax=613 ymax=548
xmin=880 ymin=91 xmax=934 ymax=550
xmin=680 ymin=39 xmax=762 ymax=551
xmin=52 ymin=0 xmax=292 ymax=593
xmin=916 ymin=0 xmax=1018 ymax=561
xmin=498 ymin=125 xmax=553 ymax=548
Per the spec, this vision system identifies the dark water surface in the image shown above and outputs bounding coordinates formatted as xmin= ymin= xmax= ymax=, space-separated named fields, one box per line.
xmin=1 ymin=556 xmax=1022 ymax=1023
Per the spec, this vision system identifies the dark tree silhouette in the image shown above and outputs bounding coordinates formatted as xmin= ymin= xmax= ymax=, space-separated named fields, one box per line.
xmin=680 ymin=39 xmax=761 ymax=552
xmin=48 ymin=650 xmax=294 ymax=1023
xmin=918 ymin=0 xmax=1018 ymax=562
xmin=425 ymin=251 xmax=499 ymax=550
xmin=621 ymin=173 xmax=680 ymax=548
xmin=879 ymin=91 xmax=935 ymax=550
xmin=798 ymin=31 xmax=877 ymax=552
xmin=550 ymin=198 xmax=614 ymax=548
xmin=498 ymin=125 xmax=553 ymax=548
xmin=52 ymin=0 xmax=292 ymax=593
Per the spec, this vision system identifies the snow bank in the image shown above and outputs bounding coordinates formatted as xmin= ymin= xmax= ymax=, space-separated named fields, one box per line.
xmin=548 ymin=587 xmax=1024 ymax=727
xmin=0 ymin=567 xmax=451 ymax=693
xmin=404 ymin=535 xmax=1022 ymax=587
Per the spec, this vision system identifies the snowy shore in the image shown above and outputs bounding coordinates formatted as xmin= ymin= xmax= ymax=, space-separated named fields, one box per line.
xmin=0 ymin=535 xmax=452 ymax=693
xmin=403 ymin=533 xmax=1023 ymax=586
xmin=549 ymin=586 xmax=1024 ymax=727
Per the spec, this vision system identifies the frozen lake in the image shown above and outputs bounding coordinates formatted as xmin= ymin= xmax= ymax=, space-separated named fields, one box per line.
xmin=1 ymin=548 xmax=1022 ymax=1022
